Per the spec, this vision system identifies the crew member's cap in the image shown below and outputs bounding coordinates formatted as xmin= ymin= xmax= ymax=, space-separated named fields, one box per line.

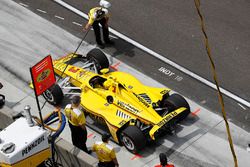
xmin=102 ymin=133 xmax=111 ymax=142
xmin=99 ymin=0 xmax=111 ymax=8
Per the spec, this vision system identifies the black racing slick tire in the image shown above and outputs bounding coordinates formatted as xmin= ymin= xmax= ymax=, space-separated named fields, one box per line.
xmin=120 ymin=126 xmax=146 ymax=154
xmin=42 ymin=84 xmax=64 ymax=105
xmin=86 ymin=48 xmax=109 ymax=73
xmin=163 ymin=93 xmax=190 ymax=121
xmin=0 ymin=94 xmax=5 ymax=107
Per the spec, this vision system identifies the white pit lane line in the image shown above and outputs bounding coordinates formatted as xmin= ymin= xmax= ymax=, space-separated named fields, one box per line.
xmin=54 ymin=0 xmax=250 ymax=108
xmin=55 ymin=15 xmax=65 ymax=20
xmin=36 ymin=9 xmax=47 ymax=14
xmin=19 ymin=2 xmax=28 ymax=7
xmin=72 ymin=21 xmax=82 ymax=26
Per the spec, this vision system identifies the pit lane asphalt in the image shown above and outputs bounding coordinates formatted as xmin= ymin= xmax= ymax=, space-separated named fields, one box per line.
xmin=12 ymin=0 xmax=250 ymax=132
xmin=1 ymin=1 xmax=250 ymax=166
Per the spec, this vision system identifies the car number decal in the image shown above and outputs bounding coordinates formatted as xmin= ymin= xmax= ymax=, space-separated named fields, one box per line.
xmin=68 ymin=67 xmax=80 ymax=73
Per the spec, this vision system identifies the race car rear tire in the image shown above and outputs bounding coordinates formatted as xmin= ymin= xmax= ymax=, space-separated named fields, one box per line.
xmin=120 ymin=126 xmax=146 ymax=154
xmin=43 ymin=84 xmax=64 ymax=105
xmin=163 ymin=93 xmax=190 ymax=121
xmin=86 ymin=48 xmax=109 ymax=73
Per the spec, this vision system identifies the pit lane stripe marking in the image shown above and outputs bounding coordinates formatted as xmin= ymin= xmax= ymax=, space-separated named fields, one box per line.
xmin=237 ymin=103 xmax=246 ymax=110
xmin=110 ymin=66 xmax=117 ymax=71
xmin=19 ymin=3 xmax=28 ymax=7
xmin=87 ymin=133 xmax=94 ymax=138
xmin=131 ymin=154 xmax=142 ymax=160
xmin=36 ymin=9 xmax=47 ymax=14
xmin=191 ymin=108 xmax=201 ymax=116
xmin=55 ymin=15 xmax=64 ymax=20
xmin=54 ymin=0 xmax=250 ymax=108
xmin=72 ymin=22 xmax=82 ymax=27
xmin=110 ymin=62 xmax=121 ymax=71
xmin=110 ymin=34 xmax=118 ymax=39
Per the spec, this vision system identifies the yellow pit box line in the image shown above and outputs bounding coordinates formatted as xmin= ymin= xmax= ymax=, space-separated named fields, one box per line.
xmin=149 ymin=107 xmax=187 ymax=140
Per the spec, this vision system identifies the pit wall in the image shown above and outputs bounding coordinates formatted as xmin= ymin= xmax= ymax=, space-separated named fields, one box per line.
xmin=0 ymin=106 xmax=98 ymax=167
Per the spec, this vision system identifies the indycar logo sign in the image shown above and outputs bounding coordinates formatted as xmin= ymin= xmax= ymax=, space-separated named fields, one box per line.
xmin=30 ymin=55 xmax=56 ymax=96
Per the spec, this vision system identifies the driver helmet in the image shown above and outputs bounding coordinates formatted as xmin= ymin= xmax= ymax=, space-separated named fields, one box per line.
xmin=103 ymin=79 xmax=112 ymax=89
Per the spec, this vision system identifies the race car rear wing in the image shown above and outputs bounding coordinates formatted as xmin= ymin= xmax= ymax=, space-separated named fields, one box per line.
xmin=149 ymin=107 xmax=187 ymax=140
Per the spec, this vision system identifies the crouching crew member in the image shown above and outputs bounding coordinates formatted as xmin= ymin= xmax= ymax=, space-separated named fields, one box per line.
xmin=92 ymin=133 xmax=119 ymax=167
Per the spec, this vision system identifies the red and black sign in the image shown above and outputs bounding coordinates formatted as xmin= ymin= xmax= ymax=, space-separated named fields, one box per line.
xmin=30 ymin=55 xmax=56 ymax=96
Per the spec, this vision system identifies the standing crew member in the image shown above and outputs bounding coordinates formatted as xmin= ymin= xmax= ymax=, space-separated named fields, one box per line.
xmin=84 ymin=0 xmax=114 ymax=49
xmin=92 ymin=133 xmax=119 ymax=167
xmin=154 ymin=153 xmax=175 ymax=167
xmin=64 ymin=95 xmax=91 ymax=154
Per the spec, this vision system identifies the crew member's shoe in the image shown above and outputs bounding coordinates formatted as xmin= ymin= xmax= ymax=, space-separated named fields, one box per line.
xmin=97 ymin=42 xmax=105 ymax=49
xmin=105 ymin=39 xmax=115 ymax=45
xmin=87 ymin=150 xmax=92 ymax=154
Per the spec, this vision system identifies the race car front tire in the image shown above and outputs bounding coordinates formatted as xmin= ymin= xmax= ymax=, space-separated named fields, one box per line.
xmin=42 ymin=84 xmax=64 ymax=105
xmin=163 ymin=93 xmax=190 ymax=121
xmin=86 ymin=48 xmax=109 ymax=73
xmin=120 ymin=126 xmax=146 ymax=154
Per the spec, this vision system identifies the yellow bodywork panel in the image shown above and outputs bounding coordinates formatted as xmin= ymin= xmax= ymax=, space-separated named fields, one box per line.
xmin=149 ymin=107 xmax=187 ymax=140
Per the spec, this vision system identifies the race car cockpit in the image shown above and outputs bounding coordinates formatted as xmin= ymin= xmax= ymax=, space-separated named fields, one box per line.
xmin=89 ymin=76 xmax=120 ymax=94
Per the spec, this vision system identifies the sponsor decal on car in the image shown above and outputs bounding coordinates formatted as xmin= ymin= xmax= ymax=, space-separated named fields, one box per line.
xmin=157 ymin=111 xmax=178 ymax=127
xmin=160 ymin=89 xmax=168 ymax=95
xmin=118 ymin=120 xmax=127 ymax=126
xmin=68 ymin=67 xmax=80 ymax=73
xmin=133 ymin=92 xmax=150 ymax=108
xmin=116 ymin=110 xmax=131 ymax=119
xmin=117 ymin=100 xmax=141 ymax=114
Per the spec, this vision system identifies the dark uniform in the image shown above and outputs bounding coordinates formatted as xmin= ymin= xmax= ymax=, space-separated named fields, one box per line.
xmin=154 ymin=153 xmax=175 ymax=167
xmin=85 ymin=7 xmax=113 ymax=48
xmin=154 ymin=164 xmax=175 ymax=167
xmin=64 ymin=103 xmax=88 ymax=153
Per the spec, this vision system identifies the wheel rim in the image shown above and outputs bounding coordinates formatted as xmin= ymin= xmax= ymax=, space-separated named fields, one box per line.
xmin=89 ymin=57 xmax=101 ymax=72
xmin=43 ymin=90 xmax=54 ymax=102
xmin=122 ymin=135 xmax=135 ymax=151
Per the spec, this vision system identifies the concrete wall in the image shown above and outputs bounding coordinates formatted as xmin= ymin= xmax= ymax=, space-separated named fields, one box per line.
xmin=0 ymin=106 xmax=98 ymax=167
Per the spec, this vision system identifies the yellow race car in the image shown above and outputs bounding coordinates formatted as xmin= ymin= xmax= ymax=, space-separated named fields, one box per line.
xmin=43 ymin=49 xmax=190 ymax=153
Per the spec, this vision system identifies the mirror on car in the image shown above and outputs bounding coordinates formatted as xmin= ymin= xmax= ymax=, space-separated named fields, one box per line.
xmin=100 ymin=68 xmax=109 ymax=74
